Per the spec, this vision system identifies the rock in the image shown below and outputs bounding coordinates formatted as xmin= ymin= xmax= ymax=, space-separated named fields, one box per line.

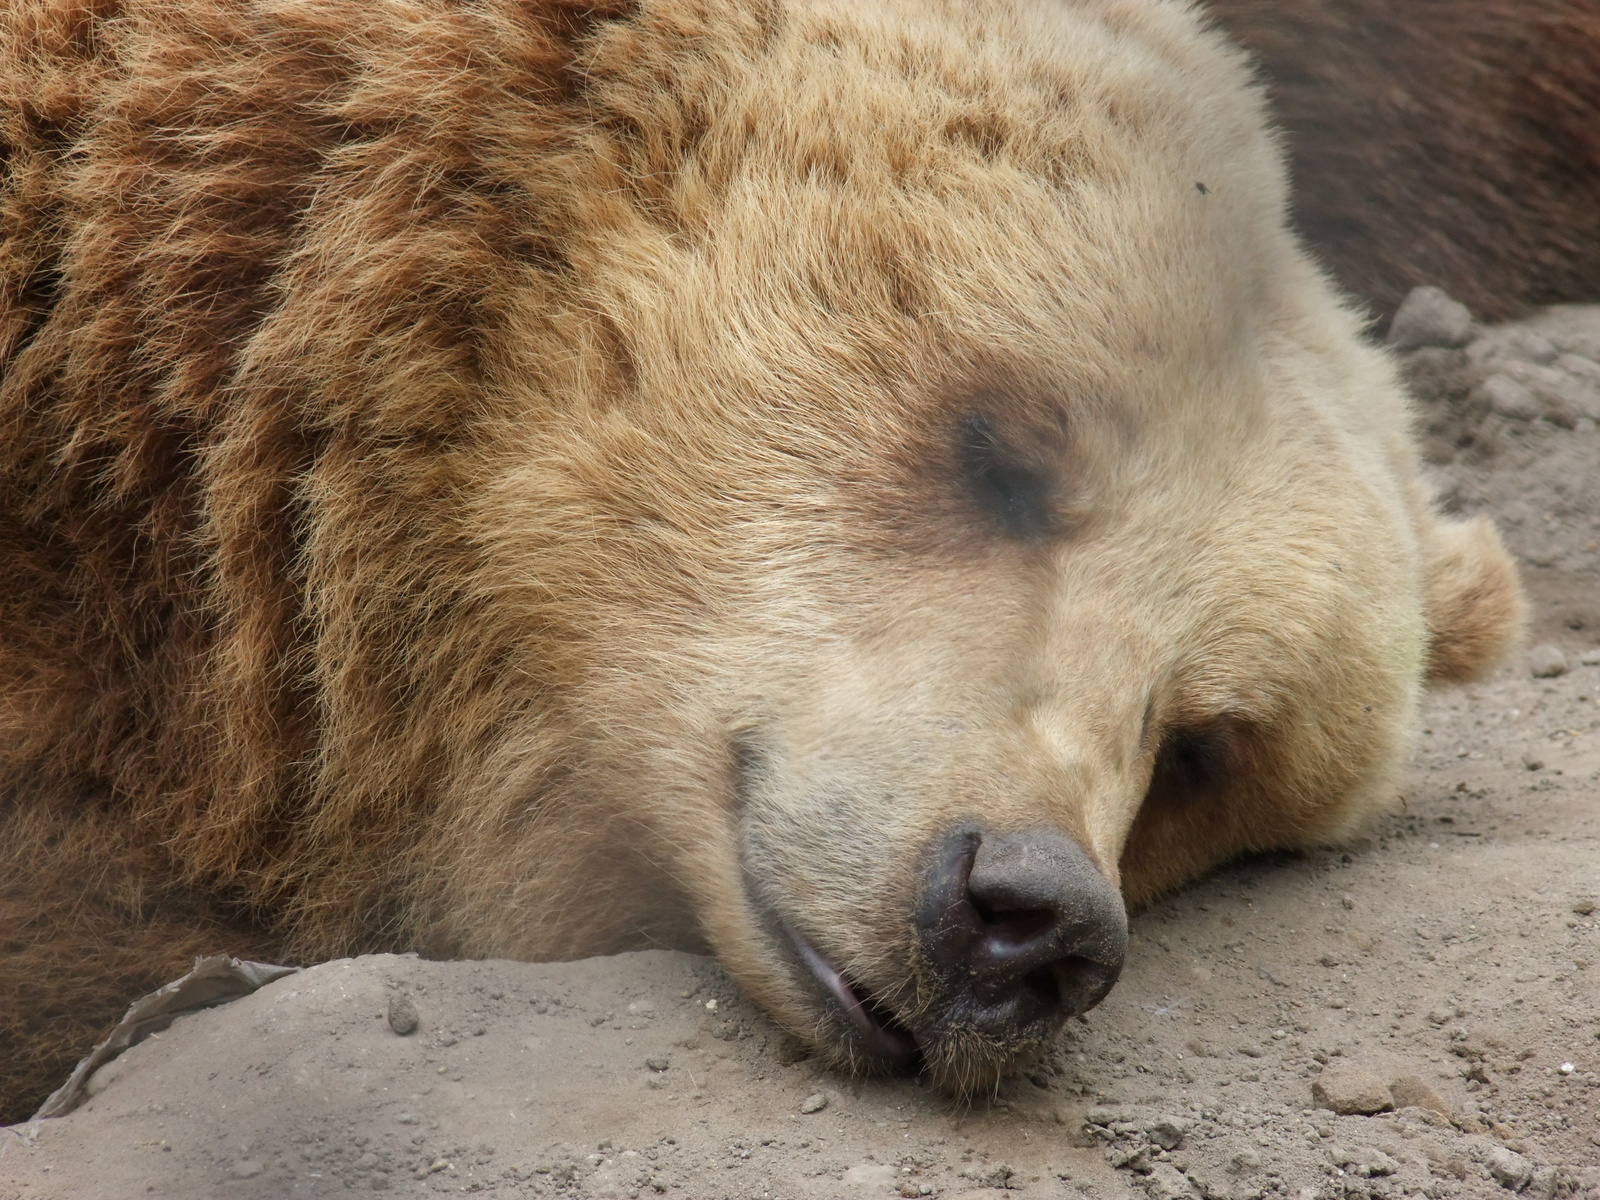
xmin=1528 ymin=1166 xmax=1559 ymax=1200
xmin=1228 ymin=1149 xmax=1263 ymax=1175
xmin=1489 ymin=359 xmax=1600 ymax=424
xmin=1237 ymin=1042 xmax=1264 ymax=1058
xmin=644 ymin=1055 xmax=670 ymax=1071
xmin=1144 ymin=1162 xmax=1202 ymax=1200
xmin=1109 ymin=1145 xmax=1154 ymax=1174
xmin=1467 ymin=326 xmax=1560 ymax=367
xmin=1522 ymin=753 xmax=1545 ymax=772
xmin=1426 ymin=1009 xmax=1452 ymax=1025
xmin=387 ymin=993 xmax=419 ymax=1036
xmin=1312 ymin=1065 xmax=1393 ymax=1115
xmin=1574 ymin=898 xmax=1598 ymax=916
xmin=1529 ymin=644 xmax=1568 ymax=678
xmin=1328 ymin=1145 xmax=1400 ymax=1177
xmin=1579 ymin=648 xmax=1600 ymax=666
xmin=1480 ymin=374 xmax=1540 ymax=422
xmin=1388 ymin=1075 xmax=1451 ymax=1119
xmin=1558 ymin=353 xmax=1600 ymax=385
xmin=1146 ymin=1114 xmax=1191 ymax=1151
xmin=1389 ymin=286 xmax=1474 ymax=350
xmin=1485 ymin=1146 xmax=1533 ymax=1191
xmin=231 ymin=1160 xmax=264 ymax=1179
xmin=799 ymin=1091 xmax=828 ymax=1114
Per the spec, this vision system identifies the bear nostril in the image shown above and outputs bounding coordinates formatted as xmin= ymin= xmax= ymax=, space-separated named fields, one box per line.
xmin=970 ymin=900 xmax=1056 ymax=951
xmin=1021 ymin=964 xmax=1062 ymax=1009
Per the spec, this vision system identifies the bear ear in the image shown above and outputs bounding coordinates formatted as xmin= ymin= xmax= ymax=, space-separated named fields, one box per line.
xmin=1421 ymin=515 xmax=1527 ymax=684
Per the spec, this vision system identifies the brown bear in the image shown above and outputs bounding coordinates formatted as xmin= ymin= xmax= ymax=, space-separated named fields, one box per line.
xmin=1 ymin=0 xmax=1523 ymax=1121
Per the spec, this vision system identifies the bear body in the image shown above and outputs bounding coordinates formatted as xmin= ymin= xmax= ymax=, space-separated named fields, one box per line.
xmin=1209 ymin=0 xmax=1600 ymax=323
xmin=1 ymin=0 xmax=1522 ymax=1119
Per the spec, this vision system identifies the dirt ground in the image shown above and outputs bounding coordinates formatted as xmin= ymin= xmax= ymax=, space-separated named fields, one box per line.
xmin=2 ymin=298 xmax=1598 ymax=1200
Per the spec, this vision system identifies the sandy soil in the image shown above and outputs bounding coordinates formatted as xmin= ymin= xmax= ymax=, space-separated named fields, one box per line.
xmin=2 ymin=298 xmax=1598 ymax=1200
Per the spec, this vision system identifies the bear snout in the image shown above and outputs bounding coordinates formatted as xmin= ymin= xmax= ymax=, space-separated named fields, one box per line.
xmin=915 ymin=823 xmax=1126 ymax=1041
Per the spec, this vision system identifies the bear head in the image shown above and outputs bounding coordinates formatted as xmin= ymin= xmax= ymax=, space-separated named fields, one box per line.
xmin=448 ymin=0 xmax=1524 ymax=1089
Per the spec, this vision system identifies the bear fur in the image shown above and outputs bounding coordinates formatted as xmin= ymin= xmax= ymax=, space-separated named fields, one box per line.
xmin=1209 ymin=0 xmax=1600 ymax=323
xmin=1 ymin=0 xmax=1523 ymax=1120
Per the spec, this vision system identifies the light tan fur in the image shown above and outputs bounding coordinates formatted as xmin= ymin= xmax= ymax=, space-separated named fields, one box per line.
xmin=1 ymin=0 xmax=1521 ymax=1117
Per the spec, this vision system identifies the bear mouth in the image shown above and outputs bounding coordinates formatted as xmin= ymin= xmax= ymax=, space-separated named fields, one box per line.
xmin=780 ymin=922 xmax=921 ymax=1069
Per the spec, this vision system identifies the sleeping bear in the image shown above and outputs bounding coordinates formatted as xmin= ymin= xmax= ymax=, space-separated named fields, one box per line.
xmin=0 ymin=0 xmax=1528 ymax=1120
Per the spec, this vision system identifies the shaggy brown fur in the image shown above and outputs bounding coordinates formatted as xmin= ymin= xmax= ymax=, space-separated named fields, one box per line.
xmin=1 ymin=0 xmax=1526 ymax=1121
xmin=1209 ymin=0 xmax=1600 ymax=323
xmin=2 ymin=0 xmax=645 ymax=1121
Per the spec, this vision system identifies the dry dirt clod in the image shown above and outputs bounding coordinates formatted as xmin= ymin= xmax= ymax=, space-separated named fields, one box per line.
xmin=1522 ymin=753 xmax=1546 ymax=771
xmin=1328 ymin=1144 xmax=1400 ymax=1177
xmin=1387 ymin=1075 xmax=1451 ymax=1118
xmin=1528 ymin=643 xmax=1568 ymax=678
xmin=1144 ymin=1161 xmax=1202 ymax=1200
xmin=1228 ymin=1148 xmax=1263 ymax=1174
xmin=1486 ymin=1146 xmax=1534 ymax=1191
xmin=799 ymin=1092 xmax=828 ymax=1114
xmin=1146 ymin=1114 xmax=1190 ymax=1150
xmin=1573 ymin=898 xmax=1597 ymax=916
xmin=1311 ymin=1065 xmax=1394 ymax=1114
xmin=387 ymin=994 xmax=419 ymax=1036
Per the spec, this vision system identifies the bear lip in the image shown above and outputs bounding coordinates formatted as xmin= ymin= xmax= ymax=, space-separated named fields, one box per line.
xmin=781 ymin=923 xmax=920 ymax=1068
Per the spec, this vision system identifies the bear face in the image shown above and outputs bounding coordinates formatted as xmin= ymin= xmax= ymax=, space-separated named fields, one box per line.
xmin=0 ymin=0 xmax=1523 ymax=1106
xmin=444 ymin=0 xmax=1523 ymax=1087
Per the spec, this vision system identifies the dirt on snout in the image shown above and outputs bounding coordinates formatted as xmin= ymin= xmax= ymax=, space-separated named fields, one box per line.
xmin=2 ymin=298 xmax=1598 ymax=1200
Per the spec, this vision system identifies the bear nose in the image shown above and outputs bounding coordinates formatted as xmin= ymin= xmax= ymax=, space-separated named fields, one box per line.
xmin=916 ymin=823 xmax=1126 ymax=1034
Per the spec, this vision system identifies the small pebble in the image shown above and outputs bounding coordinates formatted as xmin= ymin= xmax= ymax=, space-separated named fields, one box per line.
xmin=1528 ymin=643 xmax=1568 ymax=678
xmin=1573 ymin=898 xmax=1597 ymax=915
xmin=1388 ymin=286 xmax=1474 ymax=350
xmin=1579 ymin=648 xmax=1600 ymax=666
xmin=1522 ymin=753 xmax=1546 ymax=772
xmin=231 ymin=1160 xmax=264 ymax=1179
xmin=387 ymin=994 xmax=419 ymax=1037
xmin=1341 ymin=894 xmax=1356 ymax=910
xmin=645 ymin=1056 xmax=670 ymax=1072
xmin=799 ymin=1092 xmax=828 ymax=1114
xmin=1560 ymin=1061 xmax=1575 ymax=1074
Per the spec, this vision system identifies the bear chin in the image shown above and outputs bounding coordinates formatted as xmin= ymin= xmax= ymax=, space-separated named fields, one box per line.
xmin=0 ymin=0 xmax=1527 ymax=1115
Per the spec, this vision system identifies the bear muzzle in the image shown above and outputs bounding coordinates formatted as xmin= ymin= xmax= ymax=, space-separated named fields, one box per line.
xmin=913 ymin=823 xmax=1126 ymax=1045
xmin=777 ymin=821 xmax=1126 ymax=1079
